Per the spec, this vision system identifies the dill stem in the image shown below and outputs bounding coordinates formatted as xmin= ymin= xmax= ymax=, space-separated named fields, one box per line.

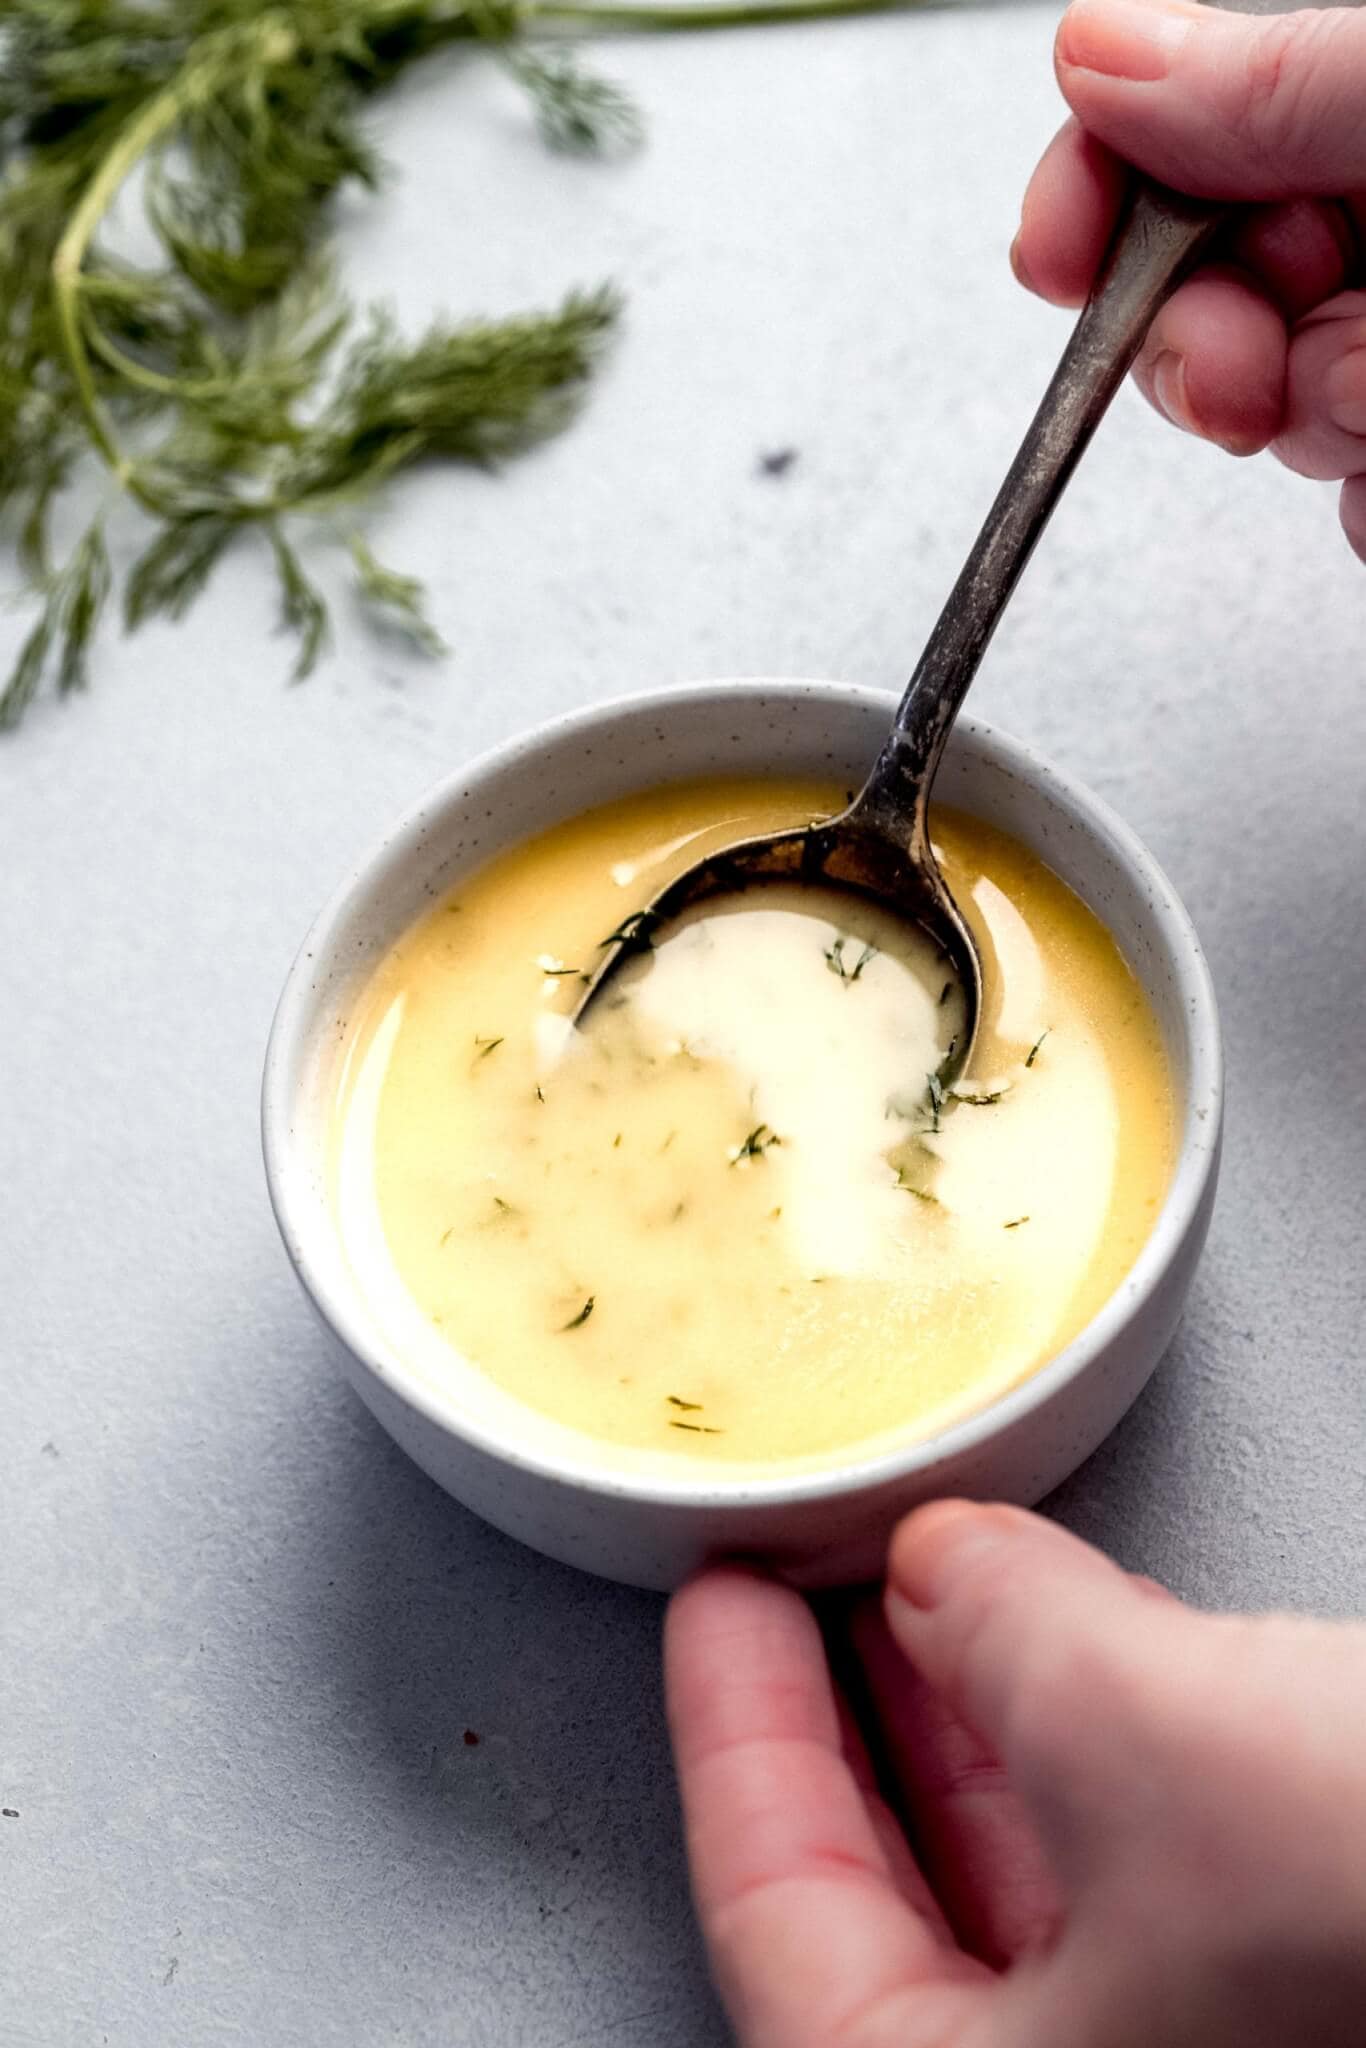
xmin=527 ymin=0 xmax=929 ymax=30
xmin=82 ymin=319 xmax=291 ymax=419
xmin=47 ymin=18 xmax=307 ymax=522
xmin=50 ymin=82 xmax=191 ymax=518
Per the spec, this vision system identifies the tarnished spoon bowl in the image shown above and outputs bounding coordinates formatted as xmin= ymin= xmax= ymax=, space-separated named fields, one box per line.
xmin=573 ymin=789 xmax=981 ymax=1069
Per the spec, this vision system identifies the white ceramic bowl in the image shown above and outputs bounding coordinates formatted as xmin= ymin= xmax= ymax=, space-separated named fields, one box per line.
xmin=263 ymin=681 xmax=1222 ymax=1590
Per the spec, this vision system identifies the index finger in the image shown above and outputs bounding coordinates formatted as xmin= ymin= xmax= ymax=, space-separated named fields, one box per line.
xmin=1015 ymin=117 xmax=1128 ymax=307
xmin=665 ymin=1567 xmax=988 ymax=2048
xmin=1015 ymin=118 xmax=1354 ymax=318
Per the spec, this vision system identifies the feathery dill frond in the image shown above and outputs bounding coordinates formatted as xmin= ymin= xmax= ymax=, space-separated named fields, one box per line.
xmin=505 ymin=47 xmax=645 ymax=154
xmin=125 ymin=512 xmax=236 ymax=627
xmin=347 ymin=532 xmax=445 ymax=655
xmin=0 ymin=518 xmax=110 ymax=729
xmin=269 ymin=522 xmax=329 ymax=680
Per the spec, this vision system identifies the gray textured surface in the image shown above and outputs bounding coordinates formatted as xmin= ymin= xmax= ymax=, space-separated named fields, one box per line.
xmin=3 ymin=6 xmax=1365 ymax=2042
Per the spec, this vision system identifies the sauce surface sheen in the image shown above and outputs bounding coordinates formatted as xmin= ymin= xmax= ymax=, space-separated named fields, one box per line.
xmin=331 ymin=778 xmax=1176 ymax=1468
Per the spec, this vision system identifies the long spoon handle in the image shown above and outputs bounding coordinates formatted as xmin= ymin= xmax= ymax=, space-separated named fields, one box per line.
xmin=853 ymin=172 xmax=1225 ymax=840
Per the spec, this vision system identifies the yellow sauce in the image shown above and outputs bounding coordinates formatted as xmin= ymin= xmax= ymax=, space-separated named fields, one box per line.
xmin=331 ymin=778 xmax=1176 ymax=1468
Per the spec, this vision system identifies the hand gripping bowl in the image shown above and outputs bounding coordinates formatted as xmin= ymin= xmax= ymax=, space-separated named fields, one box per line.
xmin=262 ymin=680 xmax=1222 ymax=1590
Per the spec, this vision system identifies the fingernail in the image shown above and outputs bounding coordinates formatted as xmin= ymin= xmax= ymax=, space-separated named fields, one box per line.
xmin=1009 ymin=231 xmax=1035 ymax=295
xmin=1058 ymin=0 xmax=1192 ymax=81
xmin=1152 ymin=349 xmax=1194 ymax=432
xmin=1339 ymin=475 xmax=1366 ymax=565
xmin=887 ymin=1501 xmax=1007 ymax=1615
xmin=1326 ymin=346 xmax=1366 ymax=436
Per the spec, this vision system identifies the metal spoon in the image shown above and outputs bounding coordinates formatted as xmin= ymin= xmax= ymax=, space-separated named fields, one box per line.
xmin=578 ymin=52 xmax=1258 ymax=1061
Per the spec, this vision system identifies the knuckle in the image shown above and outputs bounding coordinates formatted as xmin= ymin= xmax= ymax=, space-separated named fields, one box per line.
xmin=1273 ymin=438 xmax=1340 ymax=481
xmin=1235 ymin=14 xmax=1336 ymax=177
xmin=1007 ymin=1628 xmax=1139 ymax=1772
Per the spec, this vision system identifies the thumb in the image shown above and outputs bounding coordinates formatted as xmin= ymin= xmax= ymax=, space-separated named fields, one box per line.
xmin=1055 ymin=0 xmax=1366 ymax=200
xmin=883 ymin=1502 xmax=1187 ymax=1876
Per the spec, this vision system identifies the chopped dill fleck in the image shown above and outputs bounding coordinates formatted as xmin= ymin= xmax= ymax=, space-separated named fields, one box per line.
xmin=612 ymin=1132 xmax=622 ymax=1148
xmin=599 ymin=909 xmax=659 ymax=953
xmin=823 ymin=934 xmax=871 ymax=982
xmin=939 ymin=981 xmax=953 ymax=1007
xmin=670 ymin=1200 xmax=687 ymax=1223
xmin=769 ymin=1205 xmax=783 ymax=1220
xmin=535 ymin=1085 xmax=546 ymax=1104
xmin=540 ymin=965 xmax=581 ymax=978
xmin=897 ymin=1176 xmax=939 ymax=1205
xmin=925 ymin=1071 xmax=945 ymax=1134
xmin=474 ymin=1035 xmax=504 ymax=1059
xmin=1004 ymin=1216 xmax=1030 ymax=1229
xmin=1026 ymin=1030 xmax=1050 ymax=1068
xmin=669 ymin=1421 xmax=723 ymax=1434
xmin=731 ymin=1124 xmax=782 ymax=1164
xmin=560 ymin=1297 xmax=595 ymax=1331
xmin=660 ymin=1130 xmax=677 ymax=1153
xmin=955 ymin=1088 xmax=1008 ymax=1107
xmin=667 ymin=1395 xmax=703 ymax=1411
xmin=439 ymin=1226 xmax=454 ymax=1246
xmin=492 ymin=1196 xmax=516 ymax=1216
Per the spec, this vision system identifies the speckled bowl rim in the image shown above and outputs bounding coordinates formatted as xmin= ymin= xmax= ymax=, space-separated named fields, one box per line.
xmin=263 ymin=679 xmax=1223 ymax=1510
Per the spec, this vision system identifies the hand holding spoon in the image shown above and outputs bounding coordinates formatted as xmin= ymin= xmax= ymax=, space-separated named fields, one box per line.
xmin=577 ymin=0 xmax=1292 ymax=1068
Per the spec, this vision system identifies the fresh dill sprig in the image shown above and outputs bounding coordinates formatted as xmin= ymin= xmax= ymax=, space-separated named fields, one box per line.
xmin=0 ymin=0 xmax=932 ymax=726
xmin=0 ymin=3 xmax=633 ymax=718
